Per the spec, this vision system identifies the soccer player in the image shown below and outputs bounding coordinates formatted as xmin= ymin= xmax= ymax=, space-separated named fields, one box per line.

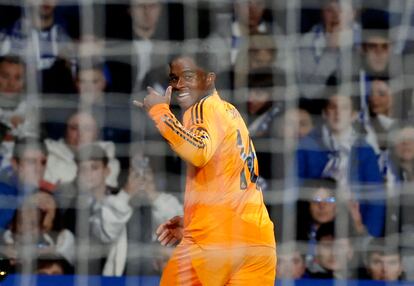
xmin=133 ymin=45 xmax=276 ymax=285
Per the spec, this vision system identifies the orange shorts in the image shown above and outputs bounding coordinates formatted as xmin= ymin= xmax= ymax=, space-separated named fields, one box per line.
xmin=160 ymin=243 xmax=276 ymax=286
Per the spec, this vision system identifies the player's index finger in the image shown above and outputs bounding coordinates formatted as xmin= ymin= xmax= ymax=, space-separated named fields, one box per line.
xmin=133 ymin=100 xmax=144 ymax=108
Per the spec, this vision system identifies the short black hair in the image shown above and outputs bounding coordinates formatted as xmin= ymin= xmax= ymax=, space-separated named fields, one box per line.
xmin=0 ymin=55 xmax=25 ymax=67
xmin=361 ymin=9 xmax=390 ymax=42
xmin=322 ymin=76 xmax=360 ymax=111
xmin=76 ymin=60 xmax=105 ymax=78
xmin=365 ymin=237 xmax=401 ymax=260
xmin=316 ymin=221 xmax=358 ymax=241
xmin=247 ymin=67 xmax=276 ymax=89
xmin=12 ymin=137 xmax=47 ymax=162
xmin=35 ymin=253 xmax=74 ymax=275
xmin=300 ymin=178 xmax=338 ymax=191
xmin=75 ymin=144 xmax=109 ymax=166
xmin=168 ymin=41 xmax=218 ymax=74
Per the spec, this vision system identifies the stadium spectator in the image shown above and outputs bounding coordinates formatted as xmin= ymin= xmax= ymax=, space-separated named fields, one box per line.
xmin=35 ymin=254 xmax=74 ymax=275
xmin=55 ymin=144 xmax=181 ymax=276
xmin=357 ymin=9 xmax=410 ymax=122
xmin=296 ymin=88 xmax=385 ymax=237
xmin=277 ymin=242 xmax=308 ymax=279
xmin=232 ymin=32 xmax=285 ymax=91
xmin=43 ymin=111 xmax=120 ymax=188
xmin=361 ymin=237 xmax=405 ymax=281
xmin=54 ymin=144 xmax=131 ymax=275
xmin=0 ymin=0 xmax=76 ymax=94
xmin=388 ymin=125 xmax=414 ymax=183
xmin=0 ymin=138 xmax=48 ymax=231
xmin=124 ymin=152 xmax=182 ymax=275
xmin=75 ymin=63 xmax=131 ymax=145
xmin=275 ymin=105 xmax=314 ymax=142
xmin=1 ymin=0 xmax=75 ymax=71
xmin=206 ymin=0 xmax=284 ymax=72
xmin=262 ymin=104 xmax=314 ymax=243
xmin=309 ymin=221 xmax=358 ymax=279
xmin=242 ymin=68 xmax=284 ymax=191
xmin=1 ymin=191 xmax=75 ymax=270
xmin=295 ymin=0 xmax=361 ymax=99
xmin=245 ymin=68 xmax=284 ymax=138
xmin=296 ymin=179 xmax=367 ymax=271
xmin=362 ymin=77 xmax=398 ymax=180
xmin=359 ymin=9 xmax=395 ymax=77
xmin=106 ymin=0 xmax=171 ymax=93
xmin=0 ymin=55 xmax=37 ymax=139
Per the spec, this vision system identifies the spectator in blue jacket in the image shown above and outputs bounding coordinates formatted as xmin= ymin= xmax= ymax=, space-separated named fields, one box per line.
xmin=296 ymin=85 xmax=385 ymax=237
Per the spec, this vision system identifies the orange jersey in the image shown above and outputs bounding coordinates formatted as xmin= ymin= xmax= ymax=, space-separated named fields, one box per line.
xmin=148 ymin=90 xmax=275 ymax=249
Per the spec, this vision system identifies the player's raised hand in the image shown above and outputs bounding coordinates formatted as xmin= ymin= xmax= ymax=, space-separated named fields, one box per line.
xmin=156 ymin=215 xmax=184 ymax=247
xmin=133 ymin=86 xmax=172 ymax=112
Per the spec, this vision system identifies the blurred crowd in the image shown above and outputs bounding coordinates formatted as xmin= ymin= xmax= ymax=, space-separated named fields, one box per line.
xmin=0 ymin=0 xmax=413 ymax=282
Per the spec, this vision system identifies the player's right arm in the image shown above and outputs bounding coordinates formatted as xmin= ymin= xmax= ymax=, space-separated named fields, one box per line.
xmin=134 ymin=87 xmax=224 ymax=167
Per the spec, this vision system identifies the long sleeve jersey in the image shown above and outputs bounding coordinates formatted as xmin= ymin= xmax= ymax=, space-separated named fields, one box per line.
xmin=148 ymin=90 xmax=275 ymax=249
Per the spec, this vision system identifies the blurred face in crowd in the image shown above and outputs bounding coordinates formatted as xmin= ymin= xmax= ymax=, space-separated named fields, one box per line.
xmin=247 ymin=87 xmax=271 ymax=115
xmin=15 ymin=207 xmax=42 ymax=237
xmin=249 ymin=48 xmax=275 ymax=69
xmin=368 ymin=80 xmax=393 ymax=116
xmin=77 ymin=160 xmax=109 ymax=194
xmin=76 ymin=68 xmax=107 ymax=103
xmin=310 ymin=187 xmax=336 ymax=225
xmin=169 ymin=56 xmax=215 ymax=111
xmin=16 ymin=193 xmax=56 ymax=237
xmin=0 ymin=61 xmax=25 ymax=97
xmin=367 ymin=253 xmax=403 ymax=281
xmin=65 ymin=113 xmax=98 ymax=150
xmin=28 ymin=0 xmax=57 ymax=18
xmin=277 ymin=250 xmax=306 ymax=279
xmin=322 ymin=1 xmax=354 ymax=33
xmin=14 ymin=148 xmax=47 ymax=187
xmin=363 ymin=36 xmax=390 ymax=73
xmin=323 ymin=95 xmax=356 ymax=135
xmin=394 ymin=127 xmax=414 ymax=163
xmin=235 ymin=0 xmax=266 ymax=32
xmin=317 ymin=236 xmax=353 ymax=272
xmin=282 ymin=108 xmax=314 ymax=139
xmin=130 ymin=0 xmax=162 ymax=35
xmin=39 ymin=0 xmax=57 ymax=18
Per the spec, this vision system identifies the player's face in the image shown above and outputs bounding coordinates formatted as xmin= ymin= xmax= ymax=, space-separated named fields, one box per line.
xmin=169 ymin=57 xmax=210 ymax=111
